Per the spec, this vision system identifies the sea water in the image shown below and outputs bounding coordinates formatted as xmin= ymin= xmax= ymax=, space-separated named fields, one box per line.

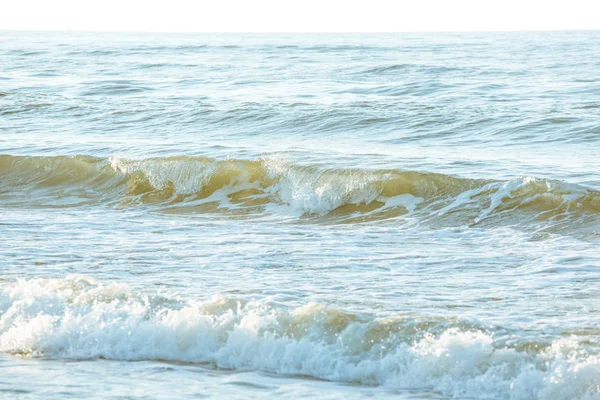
xmin=1 ymin=31 xmax=600 ymax=399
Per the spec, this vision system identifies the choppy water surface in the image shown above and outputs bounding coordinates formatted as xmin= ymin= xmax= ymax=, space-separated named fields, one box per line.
xmin=1 ymin=31 xmax=600 ymax=399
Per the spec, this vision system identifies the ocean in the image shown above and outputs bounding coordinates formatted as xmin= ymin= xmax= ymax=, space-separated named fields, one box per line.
xmin=1 ymin=31 xmax=600 ymax=399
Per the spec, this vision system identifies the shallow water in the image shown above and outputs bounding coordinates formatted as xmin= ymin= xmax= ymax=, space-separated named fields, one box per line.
xmin=1 ymin=31 xmax=600 ymax=399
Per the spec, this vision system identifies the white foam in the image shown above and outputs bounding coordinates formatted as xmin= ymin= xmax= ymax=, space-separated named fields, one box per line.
xmin=1 ymin=276 xmax=599 ymax=399
xmin=264 ymin=159 xmax=383 ymax=215
xmin=378 ymin=193 xmax=424 ymax=212
xmin=110 ymin=156 xmax=216 ymax=195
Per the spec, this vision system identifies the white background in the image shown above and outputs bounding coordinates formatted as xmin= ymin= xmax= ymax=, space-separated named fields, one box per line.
xmin=2 ymin=0 xmax=599 ymax=32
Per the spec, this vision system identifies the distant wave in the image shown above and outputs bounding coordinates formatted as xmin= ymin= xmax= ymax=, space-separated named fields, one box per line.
xmin=0 ymin=154 xmax=598 ymax=231
xmin=1 ymin=275 xmax=598 ymax=399
xmin=357 ymin=64 xmax=464 ymax=75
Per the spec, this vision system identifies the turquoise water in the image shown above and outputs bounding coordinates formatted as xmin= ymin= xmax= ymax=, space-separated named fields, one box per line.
xmin=1 ymin=31 xmax=600 ymax=399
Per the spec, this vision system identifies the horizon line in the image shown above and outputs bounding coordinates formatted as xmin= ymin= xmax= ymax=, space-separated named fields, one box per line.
xmin=2 ymin=28 xmax=599 ymax=34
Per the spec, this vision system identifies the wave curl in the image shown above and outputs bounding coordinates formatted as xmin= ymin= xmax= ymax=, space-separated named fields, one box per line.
xmin=1 ymin=155 xmax=598 ymax=230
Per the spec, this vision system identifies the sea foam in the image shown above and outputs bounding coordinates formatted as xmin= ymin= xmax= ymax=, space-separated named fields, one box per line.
xmin=1 ymin=276 xmax=598 ymax=400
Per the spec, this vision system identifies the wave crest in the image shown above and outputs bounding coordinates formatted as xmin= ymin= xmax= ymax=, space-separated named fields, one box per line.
xmin=1 ymin=155 xmax=599 ymax=230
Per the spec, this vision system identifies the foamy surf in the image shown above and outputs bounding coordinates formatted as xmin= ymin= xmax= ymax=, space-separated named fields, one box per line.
xmin=0 ymin=275 xmax=598 ymax=400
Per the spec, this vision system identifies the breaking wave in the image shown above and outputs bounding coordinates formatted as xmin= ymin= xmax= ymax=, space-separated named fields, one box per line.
xmin=1 ymin=154 xmax=599 ymax=229
xmin=0 ymin=275 xmax=598 ymax=400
